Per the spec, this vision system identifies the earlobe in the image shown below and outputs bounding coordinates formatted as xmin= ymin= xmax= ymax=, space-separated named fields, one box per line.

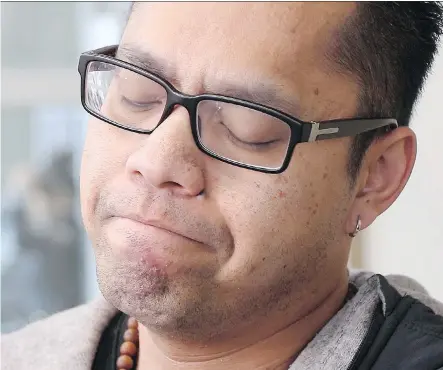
xmin=347 ymin=127 xmax=416 ymax=235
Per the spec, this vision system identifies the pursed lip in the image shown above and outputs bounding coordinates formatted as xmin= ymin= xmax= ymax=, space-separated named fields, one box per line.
xmin=112 ymin=214 xmax=205 ymax=245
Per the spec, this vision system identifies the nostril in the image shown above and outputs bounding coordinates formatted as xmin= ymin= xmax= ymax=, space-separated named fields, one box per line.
xmin=129 ymin=169 xmax=147 ymax=187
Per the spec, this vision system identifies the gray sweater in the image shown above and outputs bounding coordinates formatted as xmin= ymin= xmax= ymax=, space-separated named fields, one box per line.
xmin=2 ymin=270 xmax=443 ymax=370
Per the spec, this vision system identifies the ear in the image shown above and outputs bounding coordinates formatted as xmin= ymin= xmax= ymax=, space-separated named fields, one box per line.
xmin=346 ymin=127 xmax=417 ymax=235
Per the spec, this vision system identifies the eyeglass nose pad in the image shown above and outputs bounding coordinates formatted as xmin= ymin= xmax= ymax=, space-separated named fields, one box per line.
xmin=157 ymin=104 xmax=175 ymax=128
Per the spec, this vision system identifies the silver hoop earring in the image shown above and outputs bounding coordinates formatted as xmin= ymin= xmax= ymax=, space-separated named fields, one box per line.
xmin=349 ymin=216 xmax=361 ymax=237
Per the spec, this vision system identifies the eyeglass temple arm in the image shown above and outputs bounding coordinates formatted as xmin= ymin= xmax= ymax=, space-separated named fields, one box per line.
xmin=300 ymin=118 xmax=399 ymax=142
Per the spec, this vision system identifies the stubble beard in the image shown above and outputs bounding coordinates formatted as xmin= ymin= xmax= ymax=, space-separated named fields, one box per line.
xmin=93 ymin=230 xmax=331 ymax=343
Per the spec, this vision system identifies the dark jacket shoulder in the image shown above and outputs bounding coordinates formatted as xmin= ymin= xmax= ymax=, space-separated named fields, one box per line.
xmin=353 ymin=275 xmax=443 ymax=370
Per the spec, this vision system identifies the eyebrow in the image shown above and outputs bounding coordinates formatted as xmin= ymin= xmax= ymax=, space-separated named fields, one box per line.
xmin=117 ymin=44 xmax=178 ymax=83
xmin=117 ymin=44 xmax=300 ymax=116
xmin=209 ymin=83 xmax=300 ymax=116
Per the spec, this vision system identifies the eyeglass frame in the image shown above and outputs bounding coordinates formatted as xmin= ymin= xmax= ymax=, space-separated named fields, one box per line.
xmin=78 ymin=45 xmax=398 ymax=174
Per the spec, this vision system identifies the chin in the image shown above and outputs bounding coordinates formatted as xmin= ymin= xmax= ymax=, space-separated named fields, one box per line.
xmin=96 ymin=257 xmax=229 ymax=341
xmin=96 ymin=253 xmax=194 ymax=317
xmin=96 ymin=256 xmax=168 ymax=304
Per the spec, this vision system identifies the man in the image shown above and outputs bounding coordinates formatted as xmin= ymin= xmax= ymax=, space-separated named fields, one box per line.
xmin=2 ymin=2 xmax=443 ymax=369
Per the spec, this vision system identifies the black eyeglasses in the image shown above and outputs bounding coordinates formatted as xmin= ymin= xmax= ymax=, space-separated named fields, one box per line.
xmin=78 ymin=45 xmax=398 ymax=174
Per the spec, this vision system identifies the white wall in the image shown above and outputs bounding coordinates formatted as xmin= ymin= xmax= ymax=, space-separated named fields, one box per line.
xmin=362 ymin=42 xmax=443 ymax=302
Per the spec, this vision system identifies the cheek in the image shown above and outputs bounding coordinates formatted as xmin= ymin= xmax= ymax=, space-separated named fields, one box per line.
xmin=80 ymin=120 xmax=133 ymax=235
xmin=213 ymin=145 xmax=350 ymax=278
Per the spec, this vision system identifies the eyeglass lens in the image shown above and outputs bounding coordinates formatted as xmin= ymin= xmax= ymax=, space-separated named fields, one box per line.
xmin=85 ymin=61 xmax=292 ymax=170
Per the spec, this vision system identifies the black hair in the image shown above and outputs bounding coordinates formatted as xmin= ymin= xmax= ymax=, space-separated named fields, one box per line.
xmin=326 ymin=2 xmax=443 ymax=181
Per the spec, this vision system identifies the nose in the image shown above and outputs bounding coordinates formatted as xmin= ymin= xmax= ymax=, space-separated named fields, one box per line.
xmin=125 ymin=107 xmax=205 ymax=197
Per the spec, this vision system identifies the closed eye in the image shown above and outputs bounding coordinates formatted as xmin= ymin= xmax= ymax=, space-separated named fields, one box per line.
xmin=120 ymin=95 xmax=163 ymax=110
xmin=222 ymin=122 xmax=281 ymax=149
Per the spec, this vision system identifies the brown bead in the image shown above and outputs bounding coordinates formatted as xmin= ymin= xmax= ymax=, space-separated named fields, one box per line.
xmin=127 ymin=317 xmax=138 ymax=329
xmin=123 ymin=328 xmax=139 ymax=343
xmin=116 ymin=354 xmax=134 ymax=369
xmin=120 ymin=341 xmax=137 ymax=356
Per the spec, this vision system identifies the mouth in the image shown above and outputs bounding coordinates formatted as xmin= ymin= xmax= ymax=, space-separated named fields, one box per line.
xmin=111 ymin=215 xmax=205 ymax=246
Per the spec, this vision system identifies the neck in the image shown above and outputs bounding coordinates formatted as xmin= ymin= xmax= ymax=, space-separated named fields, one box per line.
xmin=137 ymin=275 xmax=349 ymax=370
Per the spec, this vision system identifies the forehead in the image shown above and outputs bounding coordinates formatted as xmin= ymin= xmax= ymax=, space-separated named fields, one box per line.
xmin=122 ymin=2 xmax=358 ymax=119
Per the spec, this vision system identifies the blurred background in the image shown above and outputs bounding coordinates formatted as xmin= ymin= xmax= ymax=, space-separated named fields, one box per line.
xmin=1 ymin=2 xmax=442 ymax=334
xmin=1 ymin=2 xmax=131 ymax=333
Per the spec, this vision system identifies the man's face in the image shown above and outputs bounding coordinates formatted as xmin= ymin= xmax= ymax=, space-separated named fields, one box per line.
xmin=81 ymin=2 xmax=358 ymax=339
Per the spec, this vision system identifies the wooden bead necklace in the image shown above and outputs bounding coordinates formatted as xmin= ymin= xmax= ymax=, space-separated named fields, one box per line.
xmin=116 ymin=317 xmax=139 ymax=370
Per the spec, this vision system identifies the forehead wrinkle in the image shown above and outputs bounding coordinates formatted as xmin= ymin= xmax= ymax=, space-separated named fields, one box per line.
xmin=118 ymin=43 xmax=301 ymax=116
